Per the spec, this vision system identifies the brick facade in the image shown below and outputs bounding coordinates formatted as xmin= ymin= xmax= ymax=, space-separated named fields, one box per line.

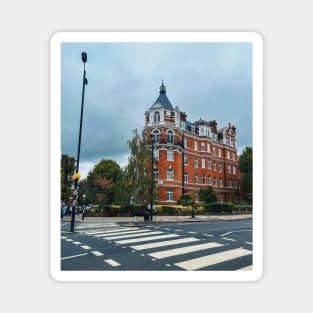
xmin=143 ymin=82 xmax=241 ymax=205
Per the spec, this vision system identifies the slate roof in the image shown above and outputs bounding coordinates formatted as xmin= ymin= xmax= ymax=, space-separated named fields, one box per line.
xmin=151 ymin=81 xmax=174 ymax=110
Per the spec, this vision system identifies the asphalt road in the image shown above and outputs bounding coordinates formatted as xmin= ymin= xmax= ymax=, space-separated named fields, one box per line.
xmin=61 ymin=219 xmax=252 ymax=271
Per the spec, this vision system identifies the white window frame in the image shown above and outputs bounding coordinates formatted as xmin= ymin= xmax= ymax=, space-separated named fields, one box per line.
xmin=167 ymin=150 xmax=174 ymax=161
xmin=184 ymin=173 xmax=188 ymax=183
xmin=167 ymin=168 xmax=174 ymax=180
xmin=167 ymin=129 xmax=174 ymax=144
xmin=201 ymin=158 xmax=205 ymax=168
xmin=202 ymin=174 xmax=206 ymax=184
xmin=166 ymin=189 xmax=174 ymax=201
xmin=208 ymin=175 xmax=212 ymax=185
xmin=195 ymin=157 xmax=198 ymax=168
xmin=194 ymin=174 xmax=199 ymax=184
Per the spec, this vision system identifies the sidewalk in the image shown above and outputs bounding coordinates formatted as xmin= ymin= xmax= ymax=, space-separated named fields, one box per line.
xmin=61 ymin=213 xmax=252 ymax=230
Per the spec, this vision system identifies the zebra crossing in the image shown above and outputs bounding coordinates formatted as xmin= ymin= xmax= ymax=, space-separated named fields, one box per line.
xmin=79 ymin=226 xmax=252 ymax=271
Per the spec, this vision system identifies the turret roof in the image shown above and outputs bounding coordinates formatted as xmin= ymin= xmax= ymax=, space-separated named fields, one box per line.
xmin=151 ymin=81 xmax=174 ymax=110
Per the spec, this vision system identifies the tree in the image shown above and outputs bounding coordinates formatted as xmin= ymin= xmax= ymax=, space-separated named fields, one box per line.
xmin=177 ymin=193 xmax=194 ymax=207
xmin=114 ymin=167 xmax=132 ymax=206
xmin=60 ymin=154 xmax=76 ymax=204
xmin=238 ymin=146 xmax=253 ymax=201
xmin=177 ymin=193 xmax=195 ymax=218
xmin=85 ymin=159 xmax=121 ymax=204
xmin=199 ymin=186 xmax=217 ymax=203
xmin=124 ymin=129 xmax=153 ymax=204
xmin=93 ymin=176 xmax=113 ymax=207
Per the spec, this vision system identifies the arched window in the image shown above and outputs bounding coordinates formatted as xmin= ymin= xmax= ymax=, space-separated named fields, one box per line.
xmin=167 ymin=129 xmax=174 ymax=144
xmin=154 ymin=111 xmax=160 ymax=122
xmin=152 ymin=129 xmax=160 ymax=143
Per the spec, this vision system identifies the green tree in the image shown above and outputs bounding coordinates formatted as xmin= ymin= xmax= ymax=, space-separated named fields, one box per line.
xmin=114 ymin=167 xmax=132 ymax=206
xmin=177 ymin=193 xmax=194 ymax=206
xmin=61 ymin=154 xmax=76 ymax=203
xmin=86 ymin=159 xmax=121 ymax=204
xmin=124 ymin=129 xmax=153 ymax=204
xmin=199 ymin=186 xmax=217 ymax=203
xmin=177 ymin=193 xmax=195 ymax=218
xmin=238 ymin=146 xmax=253 ymax=201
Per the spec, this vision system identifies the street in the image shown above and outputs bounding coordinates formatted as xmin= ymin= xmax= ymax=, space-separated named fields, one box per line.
xmin=60 ymin=219 xmax=252 ymax=271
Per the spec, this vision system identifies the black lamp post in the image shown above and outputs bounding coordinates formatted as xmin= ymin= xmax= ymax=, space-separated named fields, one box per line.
xmin=70 ymin=52 xmax=88 ymax=232
xmin=150 ymin=133 xmax=154 ymax=221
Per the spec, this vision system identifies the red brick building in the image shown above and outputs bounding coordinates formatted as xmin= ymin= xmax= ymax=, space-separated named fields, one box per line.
xmin=143 ymin=81 xmax=241 ymax=205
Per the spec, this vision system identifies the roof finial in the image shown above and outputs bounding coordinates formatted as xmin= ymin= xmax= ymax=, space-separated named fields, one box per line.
xmin=160 ymin=79 xmax=166 ymax=94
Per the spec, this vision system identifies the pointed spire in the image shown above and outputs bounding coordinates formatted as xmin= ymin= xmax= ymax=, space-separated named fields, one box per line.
xmin=160 ymin=79 xmax=166 ymax=94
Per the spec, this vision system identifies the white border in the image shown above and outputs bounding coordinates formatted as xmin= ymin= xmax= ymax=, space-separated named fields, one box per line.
xmin=50 ymin=32 xmax=263 ymax=282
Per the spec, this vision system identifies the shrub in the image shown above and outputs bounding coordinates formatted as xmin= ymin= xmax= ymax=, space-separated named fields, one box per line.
xmin=203 ymin=202 xmax=235 ymax=214
xmin=161 ymin=206 xmax=177 ymax=215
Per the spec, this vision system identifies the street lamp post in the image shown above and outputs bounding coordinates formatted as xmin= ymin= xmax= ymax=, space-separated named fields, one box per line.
xmin=70 ymin=52 xmax=88 ymax=232
xmin=150 ymin=134 xmax=154 ymax=221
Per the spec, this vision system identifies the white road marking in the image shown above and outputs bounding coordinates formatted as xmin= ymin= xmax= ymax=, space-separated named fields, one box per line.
xmin=222 ymin=237 xmax=236 ymax=242
xmin=203 ymin=234 xmax=214 ymax=237
xmin=104 ymin=259 xmax=121 ymax=267
xmin=91 ymin=251 xmax=104 ymax=256
xmin=220 ymin=230 xmax=252 ymax=237
xmin=116 ymin=234 xmax=179 ymax=245
xmin=245 ymin=242 xmax=253 ymax=245
xmin=174 ymin=247 xmax=252 ymax=271
xmin=80 ymin=245 xmax=91 ymax=249
xmin=72 ymin=241 xmax=82 ymax=245
xmin=148 ymin=242 xmax=224 ymax=259
xmin=130 ymin=237 xmax=200 ymax=250
xmin=83 ymin=227 xmax=138 ymax=235
xmin=61 ymin=253 xmax=88 ymax=260
xmin=94 ymin=229 xmax=145 ymax=237
xmin=102 ymin=231 xmax=163 ymax=240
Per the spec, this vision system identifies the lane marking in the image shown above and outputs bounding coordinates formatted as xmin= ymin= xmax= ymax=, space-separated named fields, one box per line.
xmin=80 ymin=245 xmax=91 ymax=249
xmin=148 ymin=242 xmax=224 ymax=259
xmin=115 ymin=234 xmax=179 ymax=245
xmin=130 ymin=237 xmax=200 ymax=250
xmin=222 ymin=237 xmax=236 ymax=242
xmin=104 ymin=259 xmax=121 ymax=267
xmin=102 ymin=231 xmax=163 ymax=240
xmin=91 ymin=251 xmax=104 ymax=256
xmin=61 ymin=253 xmax=88 ymax=260
xmin=72 ymin=241 xmax=82 ymax=245
xmin=91 ymin=228 xmax=141 ymax=236
xmin=174 ymin=247 xmax=252 ymax=271
xmin=220 ymin=230 xmax=252 ymax=237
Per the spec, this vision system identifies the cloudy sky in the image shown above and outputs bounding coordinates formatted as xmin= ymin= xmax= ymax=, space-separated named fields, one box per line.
xmin=61 ymin=36 xmax=253 ymax=179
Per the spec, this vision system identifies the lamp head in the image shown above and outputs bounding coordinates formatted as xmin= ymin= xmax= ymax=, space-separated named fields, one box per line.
xmin=81 ymin=52 xmax=87 ymax=63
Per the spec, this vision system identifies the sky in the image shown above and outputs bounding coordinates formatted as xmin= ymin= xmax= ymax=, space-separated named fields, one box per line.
xmin=61 ymin=39 xmax=252 ymax=179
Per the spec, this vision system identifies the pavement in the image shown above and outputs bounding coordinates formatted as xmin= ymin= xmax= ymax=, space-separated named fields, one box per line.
xmin=61 ymin=213 xmax=252 ymax=231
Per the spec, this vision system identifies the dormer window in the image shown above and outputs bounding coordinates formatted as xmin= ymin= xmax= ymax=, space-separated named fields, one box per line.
xmin=154 ymin=111 xmax=160 ymax=122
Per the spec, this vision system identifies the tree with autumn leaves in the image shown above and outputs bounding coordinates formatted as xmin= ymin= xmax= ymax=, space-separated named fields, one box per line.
xmin=61 ymin=128 xmax=153 ymax=208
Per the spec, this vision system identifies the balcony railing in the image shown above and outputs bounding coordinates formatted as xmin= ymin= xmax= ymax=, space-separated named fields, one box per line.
xmin=147 ymin=138 xmax=183 ymax=147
